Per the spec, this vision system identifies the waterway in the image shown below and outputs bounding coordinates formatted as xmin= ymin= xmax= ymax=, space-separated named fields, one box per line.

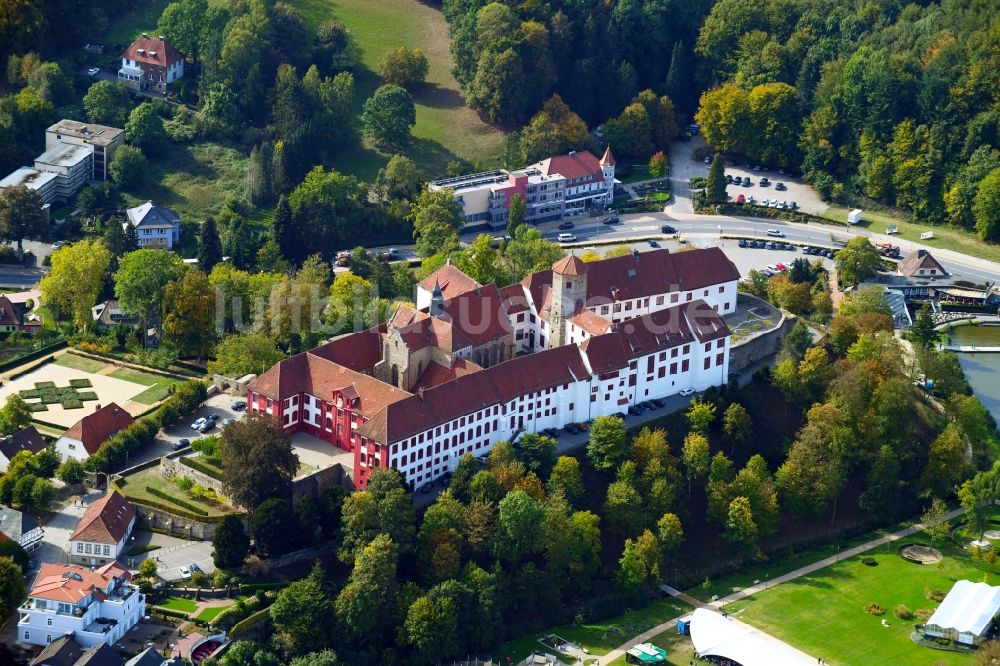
xmin=947 ymin=324 xmax=1000 ymax=421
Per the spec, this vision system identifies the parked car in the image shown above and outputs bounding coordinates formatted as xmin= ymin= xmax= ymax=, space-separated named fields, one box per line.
xmin=755 ymin=240 xmax=766 ymax=248
xmin=761 ymin=198 xmax=770 ymax=207
xmin=197 ymin=421 xmax=214 ymax=433
xmin=736 ymin=194 xmax=746 ymax=203
xmin=558 ymin=221 xmax=574 ymax=230
xmin=190 ymin=417 xmax=207 ymax=431
xmin=640 ymin=401 xmax=656 ymax=410
xmin=557 ymin=233 xmax=577 ymax=242
xmin=650 ymin=398 xmax=666 ymax=408
xmin=761 ymin=269 xmax=774 ymax=277
xmin=775 ymin=263 xmax=787 ymax=272
xmin=206 ymin=413 xmax=220 ymax=422
xmin=564 ymin=423 xmax=580 ymax=435
xmin=679 ymin=388 xmax=695 ymax=397
xmin=765 ymin=242 xmax=776 ymax=250
xmin=231 ymin=400 xmax=247 ymax=411
xmin=725 ymin=174 xmax=734 ymax=184
xmin=190 ymin=563 xmax=203 ymax=574
xmin=739 ymin=239 xmax=747 ymax=247
xmin=789 ymin=201 xmax=798 ymax=209
xmin=775 ymin=182 xmax=787 ymax=191
xmin=628 ymin=405 xmax=642 ymax=416
xmin=766 ymin=264 xmax=778 ymax=273
xmin=51 ymin=241 xmax=64 ymax=250
xmin=648 ymin=240 xmax=659 ymax=248
xmin=418 ymin=482 xmax=434 ymax=494
xmin=660 ymin=225 xmax=676 ymax=234
xmin=87 ymin=67 xmax=100 ymax=76
xmin=220 ymin=417 xmax=235 ymax=428
xmin=760 ymin=177 xmax=770 ymax=186
xmin=768 ymin=200 xmax=779 ymax=208
xmin=172 ymin=439 xmax=189 ymax=451
xmin=438 ymin=472 xmax=453 ymax=487
xmin=179 ymin=566 xmax=192 ymax=580
xmin=823 ymin=249 xmax=834 ymax=258
xmin=601 ymin=216 xmax=621 ymax=225
xmin=742 ymin=177 xmax=752 ymax=186
xmin=704 ymin=156 xmax=711 ymax=164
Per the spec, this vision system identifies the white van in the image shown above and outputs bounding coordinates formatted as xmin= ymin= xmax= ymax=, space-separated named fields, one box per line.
xmin=557 ymin=233 xmax=577 ymax=243
xmin=766 ymin=229 xmax=784 ymax=237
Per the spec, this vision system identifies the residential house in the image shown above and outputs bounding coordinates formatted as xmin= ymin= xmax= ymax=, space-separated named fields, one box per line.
xmin=118 ymin=34 xmax=185 ymax=93
xmin=0 ymin=426 xmax=48 ymax=472
xmin=124 ymin=202 xmax=181 ymax=249
xmin=248 ymin=247 xmax=739 ymax=489
xmin=31 ymin=635 xmax=124 ymax=666
xmin=0 ymin=294 xmax=44 ymax=335
xmin=428 ymin=147 xmax=617 ymax=228
xmin=68 ymin=491 xmax=135 ymax=567
xmin=899 ymin=249 xmax=949 ymax=278
xmin=18 ymin=562 xmax=145 ymax=648
xmin=0 ymin=504 xmax=44 ymax=553
xmin=56 ymin=403 xmax=134 ymax=462
xmin=91 ymin=300 xmax=139 ymax=331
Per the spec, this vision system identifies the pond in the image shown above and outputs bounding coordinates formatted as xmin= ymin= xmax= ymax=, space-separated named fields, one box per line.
xmin=947 ymin=325 xmax=1000 ymax=422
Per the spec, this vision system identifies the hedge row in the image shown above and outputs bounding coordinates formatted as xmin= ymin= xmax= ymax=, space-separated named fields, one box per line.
xmin=0 ymin=340 xmax=67 ymax=374
xmin=210 ymin=590 xmax=278 ymax=630
xmin=150 ymin=606 xmax=190 ymax=620
xmin=86 ymin=380 xmax=208 ymax=472
xmin=238 ymin=582 xmax=288 ymax=594
xmin=229 ymin=607 xmax=271 ymax=639
xmin=179 ymin=456 xmax=223 ymax=481
xmin=145 ymin=486 xmax=209 ymax=516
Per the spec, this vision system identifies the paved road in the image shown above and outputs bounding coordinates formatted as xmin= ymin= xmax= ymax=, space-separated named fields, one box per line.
xmin=596 ymin=506 xmax=967 ymax=665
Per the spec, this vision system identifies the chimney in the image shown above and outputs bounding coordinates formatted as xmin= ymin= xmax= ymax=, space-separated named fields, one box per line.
xmin=94 ymin=404 xmax=101 ymax=412
xmin=141 ymin=32 xmax=148 ymax=38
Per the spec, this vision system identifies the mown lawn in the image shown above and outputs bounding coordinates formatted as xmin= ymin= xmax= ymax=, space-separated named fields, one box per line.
xmin=289 ymin=0 xmax=505 ymax=180
xmin=500 ymin=598 xmax=692 ymax=664
xmin=103 ymin=0 xmax=172 ymax=48
xmin=53 ymin=353 xmax=108 ymax=374
xmin=156 ymin=596 xmax=198 ymax=614
xmin=605 ymin=628 xmax=696 ymax=666
xmin=729 ymin=539 xmax=992 ymax=666
xmin=119 ymin=142 xmax=248 ymax=222
xmin=108 ymin=367 xmax=183 ymax=404
xmin=822 ymin=206 xmax=1000 ymax=264
xmin=192 ymin=597 xmax=249 ymax=624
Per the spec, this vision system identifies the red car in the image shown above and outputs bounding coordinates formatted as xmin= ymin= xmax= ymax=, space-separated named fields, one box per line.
xmin=736 ymin=194 xmax=746 ymax=203
xmin=775 ymin=263 xmax=788 ymax=271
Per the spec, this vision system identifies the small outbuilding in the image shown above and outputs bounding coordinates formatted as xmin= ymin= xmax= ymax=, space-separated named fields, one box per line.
xmin=924 ymin=580 xmax=1000 ymax=646
xmin=625 ymin=642 xmax=667 ymax=664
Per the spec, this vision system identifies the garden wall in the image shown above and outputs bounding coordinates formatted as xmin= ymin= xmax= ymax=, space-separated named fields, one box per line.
xmin=729 ymin=296 xmax=795 ymax=371
xmin=133 ymin=503 xmax=226 ymax=540
xmin=291 ymin=462 xmax=353 ymax=501
xmin=159 ymin=453 xmax=225 ymax=495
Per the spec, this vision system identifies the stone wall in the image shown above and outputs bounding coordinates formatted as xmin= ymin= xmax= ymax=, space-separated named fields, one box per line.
xmin=729 ymin=296 xmax=796 ymax=372
xmin=159 ymin=453 xmax=226 ymax=495
xmin=291 ymin=463 xmax=353 ymax=501
xmin=132 ymin=503 xmax=239 ymax=541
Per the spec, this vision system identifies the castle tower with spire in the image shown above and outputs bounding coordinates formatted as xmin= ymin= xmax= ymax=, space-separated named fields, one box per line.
xmin=548 ymin=254 xmax=588 ymax=348
xmin=600 ymin=146 xmax=616 ymax=204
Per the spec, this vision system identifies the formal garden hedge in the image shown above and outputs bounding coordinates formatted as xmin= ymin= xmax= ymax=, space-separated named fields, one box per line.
xmin=179 ymin=455 xmax=223 ymax=481
xmin=210 ymin=590 xmax=278 ymax=631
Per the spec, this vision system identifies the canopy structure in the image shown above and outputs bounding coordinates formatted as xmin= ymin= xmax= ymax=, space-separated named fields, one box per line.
xmin=925 ymin=580 xmax=1000 ymax=644
xmin=689 ymin=608 xmax=813 ymax=666
xmin=625 ymin=642 xmax=667 ymax=663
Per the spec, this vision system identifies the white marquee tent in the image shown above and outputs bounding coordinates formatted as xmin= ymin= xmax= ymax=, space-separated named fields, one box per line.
xmin=925 ymin=580 xmax=1000 ymax=645
xmin=689 ymin=608 xmax=813 ymax=666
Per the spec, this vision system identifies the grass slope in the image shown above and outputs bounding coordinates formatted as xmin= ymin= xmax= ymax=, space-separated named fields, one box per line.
xmin=731 ymin=541 xmax=989 ymax=666
xmin=119 ymin=142 xmax=248 ymax=223
xmin=822 ymin=206 xmax=1000 ymax=265
xmin=116 ymin=465 xmax=232 ymax=517
xmin=290 ymin=0 xmax=505 ymax=180
xmin=53 ymin=353 xmax=108 ymax=373
xmin=156 ymin=596 xmax=199 ymax=613
xmin=108 ymin=367 xmax=183 ymax=404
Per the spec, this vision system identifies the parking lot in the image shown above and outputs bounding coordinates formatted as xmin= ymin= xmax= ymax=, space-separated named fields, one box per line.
xmin=670 ymin=135 xmax=828 ymax=214
xmin=130 ymin=530 xmax=216 ymax=583
xmin=154 ymin=393 xmax=246 ymax=453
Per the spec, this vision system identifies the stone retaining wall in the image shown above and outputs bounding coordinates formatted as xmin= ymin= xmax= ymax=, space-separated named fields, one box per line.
xmin=159 ymin=452 xmax=226 ymax=495
xmin=729 ymin=295 xmax=796 ymax=371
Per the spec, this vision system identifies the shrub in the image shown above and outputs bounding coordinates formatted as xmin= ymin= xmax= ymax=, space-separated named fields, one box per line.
xmin=894 ymin=604 xmax=914 ymax=620
xmin=926 ymin=588 xmax=946 ymax=602
xmin=864 ymin=603 xmax=885 ymax=616
xmin=180 ymin=455 xmax=223 ymax=480
xmin=69 ymin=378 xmax=92 ymax=388
xmin=127 ymin=543 xmax=161 ymax=557
xmin=173 ymin=476 xmax=194 ymax=492
xmin=915 ymin=608 xmax=933 ymax=623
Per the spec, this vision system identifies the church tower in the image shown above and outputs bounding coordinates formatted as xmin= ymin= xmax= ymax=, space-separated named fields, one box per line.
xmin=548 ymin=254 xmax=588 ymax=348
xmin=600 ymin=146 xmax=616 ymax=205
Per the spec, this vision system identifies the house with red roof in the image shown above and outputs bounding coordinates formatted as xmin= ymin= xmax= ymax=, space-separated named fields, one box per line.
xmin=68 ymin=491 xmax=136 ymax=566
xmin=247 ymin=246 xmax=739 ymax=490
xmin=427 ymin=147 xmax=617 ymax=229
xmin=117 ymin=33 xmax=185 ymax=92
xmin=55 ymin=403 xmax=134 ymax=462
xmin=18 ymin=561 xmax=144 ymax=648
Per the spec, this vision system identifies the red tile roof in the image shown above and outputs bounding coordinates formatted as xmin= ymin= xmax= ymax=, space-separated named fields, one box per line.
xmin=523 ymin=248 xmax=739 ymax=310
xmin=418 ymin=262 xmax=481 ymax=300
xmin=122 ymin=35 xmax=184 ymax=67
xmin=30 ymin=563 xmax=130 ymax=603
xmin=537 ymin=150 xmax=603 ymax=181
xmin=553 ymin=255 xmax=587 ymax=276
xmin=570 ymin=309 xmax=613 ymax=335
xmin=62 ymin=403 xmax=134 ymax=455
xmin=310 ymin=328 xmax=383 ymax=372
xmin=69 ymin=490 xmax=134 ymax=544
xmin=898 ymin=249 xmax=948 ymax=277
xmin=0 ymin=295 xmax=23 ymax=327
xmin=499 ymin=284 xmax=530 ymax=314
xmin=412 ymin=358 xmax=482 ymax=391
xmin=359 ymin=344 xmax=591 ymax=444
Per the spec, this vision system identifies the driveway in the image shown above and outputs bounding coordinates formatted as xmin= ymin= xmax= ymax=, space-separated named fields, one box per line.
xmin=116 ymin=393 xmax=247 ymax=472
xmin=146 ymin=538 xmax=216 ymax=583
xmin=30 ymin=491 xmax=104 ymax=577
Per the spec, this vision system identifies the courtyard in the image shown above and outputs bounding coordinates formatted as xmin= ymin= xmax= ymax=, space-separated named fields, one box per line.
xmin=0 ymin=353 xmax=183 ymax=428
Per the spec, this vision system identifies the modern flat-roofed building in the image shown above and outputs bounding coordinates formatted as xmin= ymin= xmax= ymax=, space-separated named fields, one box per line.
xmin=429 ymin=147 xmax=617 ymax=229
xmin=0 ymin=167 xmax=59 ymax=204
xmin=34 ymin=143 xmax=93 ymax=202
xmin=46 ymin=120 xmax=124 ymax=182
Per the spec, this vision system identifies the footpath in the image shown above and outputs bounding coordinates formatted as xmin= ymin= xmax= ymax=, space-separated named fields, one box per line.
xmin=596 ymin=506 xmax=966 ymax=665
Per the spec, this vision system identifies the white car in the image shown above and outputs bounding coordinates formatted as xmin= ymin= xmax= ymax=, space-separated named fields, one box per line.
xmin=87 ymin=67 xmax=100 ymax=76
xmin=766 ymin=264 xmax=779 ymax=273
xmin=679 ymin=388 xmax=695 ymax=397
xmin=557 ymin=233 xmax=577 ymax=243
xmin=190 ymin=417 xmax=207 ymax=431
xmin=179 ymin=566 xmax=192 ymax=580
xmin=776 ymin=200 xmax=787 ymax=209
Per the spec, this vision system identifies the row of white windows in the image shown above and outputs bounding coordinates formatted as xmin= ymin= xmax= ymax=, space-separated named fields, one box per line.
xmin=76 ymin=543 xmax=112 ymax=556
